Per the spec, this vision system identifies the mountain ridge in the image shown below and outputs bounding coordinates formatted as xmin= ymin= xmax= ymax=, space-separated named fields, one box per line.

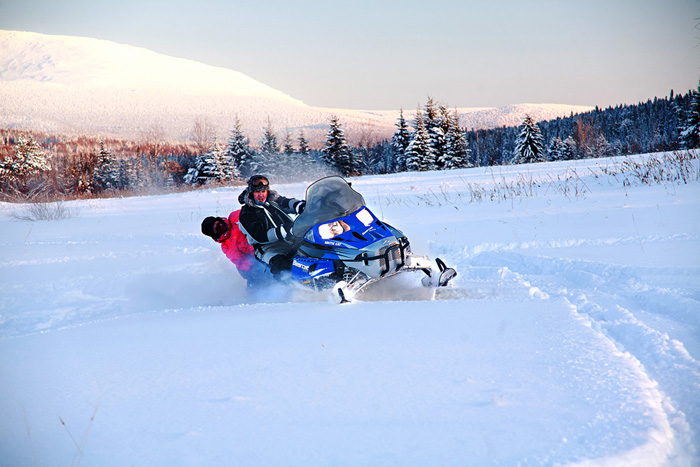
xmin=0 ymin=30 xmax=593 ymax=146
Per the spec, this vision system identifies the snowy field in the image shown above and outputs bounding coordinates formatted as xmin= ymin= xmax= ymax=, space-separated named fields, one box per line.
xmin=0 ymin=153 xmax=699 ymax=466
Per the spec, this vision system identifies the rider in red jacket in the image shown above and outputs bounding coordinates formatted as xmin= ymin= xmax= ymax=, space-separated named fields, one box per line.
xmin=201 ymin=211 xmax=266 ymax=284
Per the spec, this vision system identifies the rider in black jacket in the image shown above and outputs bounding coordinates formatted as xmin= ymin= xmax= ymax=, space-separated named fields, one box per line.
xmin=238 ymin=175 xmax=305 ymax=275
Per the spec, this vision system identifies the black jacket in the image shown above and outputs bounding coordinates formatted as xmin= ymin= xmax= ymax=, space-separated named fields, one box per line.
xmin=237 ymin=188 xmax=304 ymax=255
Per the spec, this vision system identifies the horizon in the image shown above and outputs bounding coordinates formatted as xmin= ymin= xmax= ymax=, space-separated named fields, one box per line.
xmin=1 ymin=0 xmax=698 ymax=111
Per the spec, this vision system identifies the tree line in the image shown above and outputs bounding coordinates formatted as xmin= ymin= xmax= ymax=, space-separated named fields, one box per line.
xmin=467 ymin=86 xmax=699 ymax=166
xmin=1 ymin=84 xmax=698 ymax=201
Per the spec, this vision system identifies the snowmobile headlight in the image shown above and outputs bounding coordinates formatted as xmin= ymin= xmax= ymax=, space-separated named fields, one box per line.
xmin=319 ymin=220 xmax=350 ymax=239
xmin=356 ymin=208 xmax=373 ymax=226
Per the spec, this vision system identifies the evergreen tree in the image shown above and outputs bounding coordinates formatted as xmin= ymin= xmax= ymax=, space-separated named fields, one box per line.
xmin=258 ymin=117 xmax=280 ymax=173
xmin=513 ymin=114 xmax=546 ymax=164
xmin=548 ymin=137 xmax=565 ymax=161
xmin=421 ymin=98 xmax=440 ymax=170
xmin=190 ymin=140 xmax=227 ymax=185
xmin=443 ymin=110 xmax=471 ymax=169
xmin=298 ymin=130 xmax=310 ymax=156
xmin=561 ymin=136 xmax=577 ymax=160
xmin=220 ymin=145 xmax=238 ymax=182
xmin=548 ymin=136 xmax=578 ymax=161
xmin=117 ymin=158 xmax=139 ymax=190
xmin=296 ymin=129 xmax=314 ymax=174
xmin=585 ymin=134 xmax=613 ymax=159
xmin=276 ymin=129 xmax=297 ymax=181
xmin=434 ymin=105 xmax=453 ymax=168
xmin=260 ymin=117 xmax=280 ymax=154
xmin=225 ymin=116 xmax=251 ymax=177
xmin=283 ymin=129 xmax=295 ymax=156
xmin=0 ymin=134 xmax=51 ymax=185
xmin=404 ymin=110 xmax=431 ymax=171
xmin=391 ymin=109 xmax=412 ymax=172
xmin=681 ymin=82 xmax=700 ymax=149
xmin=322 ymin=116 xmax=355 ymax=176
xmin=368 ymin=141 xmax=395 ymax=174
xmin=92 ymin=142 xmax=120 ymax=191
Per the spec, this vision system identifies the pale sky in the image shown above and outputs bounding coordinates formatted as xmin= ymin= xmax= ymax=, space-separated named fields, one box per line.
xmin=1 ymin=0 xmax=699 ymax=110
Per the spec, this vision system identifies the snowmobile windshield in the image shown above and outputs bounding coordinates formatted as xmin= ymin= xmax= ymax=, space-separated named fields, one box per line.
xmin=292 ymin=176 xmax=366 ymax=237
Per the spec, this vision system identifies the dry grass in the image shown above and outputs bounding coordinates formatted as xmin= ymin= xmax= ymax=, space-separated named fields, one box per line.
xmin=376 ymin=150 xmax=699 ymax=208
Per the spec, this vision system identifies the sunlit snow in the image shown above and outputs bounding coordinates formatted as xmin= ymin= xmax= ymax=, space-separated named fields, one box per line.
xmin=1 ymin=153 xmax=698 ymax=465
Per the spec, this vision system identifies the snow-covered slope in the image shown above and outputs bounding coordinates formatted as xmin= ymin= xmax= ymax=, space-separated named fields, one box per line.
xmin=0 ymin=152 xmax=698 ymax=465
xmin=0 ymin=30 xmax=593 ymax=145
xmin=0 ymin=30 xmax=304 ymax=102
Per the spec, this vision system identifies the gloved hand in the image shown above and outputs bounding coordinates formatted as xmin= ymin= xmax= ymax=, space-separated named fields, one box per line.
xmin=296 ymin=201 xmax=306 ymax=214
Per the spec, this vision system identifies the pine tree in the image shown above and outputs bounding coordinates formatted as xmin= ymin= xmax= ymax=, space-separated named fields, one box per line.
xmin=298 ymin=130 xmax=310 ymax=156
xmin=294 ymin=130 xmax=315 ymax=176
xmin=434 ymin=105 xmax=452 ymax=168
xmin=585 ymin=134 xmax=613 ymax=159
xmin=391 ymin=109 xmax=412 ymax=172
xmin=561 ymin=136 xmax=577 ymax=161
xmin=322 ymin=116 xmax=355 ymax=176
xmin=404 ymin=110 xmax=431 ymax=171
xmin=117 ymin=158 xmax=139 ymax=190
xmin=92 ymin=142 xmax=120 ymax=191
xmin=260 ymin=117 xmax=280 ymax=154
xmin=220 ymin=144 xmax=238 ymax=182
xmin=443 ymin=110 xmax=471 ymax=169
xmin=283 ymin=129 xmax=295 ymax=156
xmin=513 ymin=114 xmax=546 ymax=164
xmin=191 ymin=139 xmax=227 ymax=184
xmin=0 ymin=134 xmax=51 ymax=185
xmin=225 ymin=116 xmax=251 ymax=177
xmin=548 ymin=136 xmax=578 ymax=161
xmin=681 ymin=82 xmax=700 ymax=149
xmin=548 ymin=137 xmax=565 ymax=161
xmin=257 ymin=117 xmax=280 ymax=173
xmin=421 ymin=98 xmax=440 ymax=170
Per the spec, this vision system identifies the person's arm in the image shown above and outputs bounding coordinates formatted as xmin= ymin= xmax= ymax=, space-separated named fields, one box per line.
xmin=274 ymin=194 xmax=305 ymax=215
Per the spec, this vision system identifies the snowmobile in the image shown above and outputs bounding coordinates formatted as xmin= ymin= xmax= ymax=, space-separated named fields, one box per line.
xmin=290 ymin=176 xmax=457 ymax=303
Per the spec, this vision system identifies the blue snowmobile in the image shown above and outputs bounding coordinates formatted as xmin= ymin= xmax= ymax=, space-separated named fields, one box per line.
xmin=290 ymin=176 xmax=457 ymax=302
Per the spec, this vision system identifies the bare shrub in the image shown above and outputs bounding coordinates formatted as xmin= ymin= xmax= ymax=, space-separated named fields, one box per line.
xmin=10 ymin=201 xmax=79 ymax=221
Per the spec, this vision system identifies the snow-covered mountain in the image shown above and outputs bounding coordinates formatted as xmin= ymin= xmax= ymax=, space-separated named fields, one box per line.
xmin=0 ymin=30 xmax=593 ymax=145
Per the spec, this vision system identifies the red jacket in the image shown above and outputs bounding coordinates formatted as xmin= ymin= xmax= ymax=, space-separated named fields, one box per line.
xmin=216 ymin=211 xmax=255 ymax=271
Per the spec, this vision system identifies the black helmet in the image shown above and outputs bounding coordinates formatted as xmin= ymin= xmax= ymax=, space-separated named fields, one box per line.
xmin=201 ymin=216 xmax=227 ymax=240
xmin=201 ymin=216 xmax=218 ymax=238
xmin=247 ymin=175 xmax=269 ymax=192
xmin=201 ymin=216 xmax=216 ymax=238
